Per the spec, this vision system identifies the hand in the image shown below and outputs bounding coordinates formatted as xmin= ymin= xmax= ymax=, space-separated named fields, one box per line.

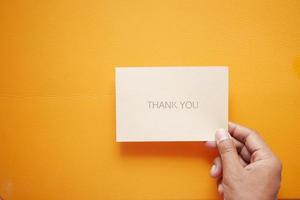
xmin=205 ymin=122 xmax=282 ymax=200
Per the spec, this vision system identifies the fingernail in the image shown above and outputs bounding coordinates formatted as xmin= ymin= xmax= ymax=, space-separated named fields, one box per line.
xmin=210 ymin=164 xmax=216 ymax=177
xmin=218 ymin=183 xmax=224 ymax=194
xmin=215 ymin=128 xmax=229 ymax=143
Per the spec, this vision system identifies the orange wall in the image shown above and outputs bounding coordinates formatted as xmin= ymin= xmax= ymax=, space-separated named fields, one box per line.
xmin=0 ymin=0 xmax=300 ymax=199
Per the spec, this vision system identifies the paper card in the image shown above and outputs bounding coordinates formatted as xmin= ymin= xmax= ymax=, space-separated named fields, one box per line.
xmin=115 ymin=66 xmax=228 ymax=142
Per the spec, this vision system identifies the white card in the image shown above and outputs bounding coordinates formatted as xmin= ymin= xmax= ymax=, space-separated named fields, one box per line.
xmin=115 ymin=66 xmax=228 ymax=142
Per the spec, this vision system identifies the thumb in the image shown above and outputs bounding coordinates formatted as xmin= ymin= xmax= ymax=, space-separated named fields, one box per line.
xmin=215 ymin=129 xmax=241 ymax=172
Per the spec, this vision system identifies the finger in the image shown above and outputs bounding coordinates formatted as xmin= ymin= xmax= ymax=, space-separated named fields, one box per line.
xmin=231 ymin=137 xmax=251 ymax=163
xmin=239 ymin=145 xmax=251 ymax=163
xmin=218 ymin=183 xmax=224 ymax=195
xmin=216 ymin=177 xmax=224 ymax=196
xmin=205 ymin=138 xmax=250 ymax=163
xmin=228 ymin=122 xmax=270 ymax=155
xmin=238 ymin=155 xmax=248 ymax=167
xmin=215 ymin=129 xmax=242 ymax=173
xmin=210 ymin=157 xmax=222 ymax=178
xmin=204 ymin=141 xmax=217 ymax=148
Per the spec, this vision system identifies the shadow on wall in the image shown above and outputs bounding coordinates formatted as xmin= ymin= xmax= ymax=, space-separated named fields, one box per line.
xmin=119 ymin=141 xmax=218 ymax=159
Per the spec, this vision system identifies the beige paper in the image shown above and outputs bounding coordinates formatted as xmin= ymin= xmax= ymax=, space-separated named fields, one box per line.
xmin=115 ymin=67 xmax=228 ymax=142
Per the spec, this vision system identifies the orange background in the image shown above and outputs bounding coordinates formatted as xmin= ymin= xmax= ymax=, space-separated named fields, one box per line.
xmin=1 ymin=0 xmax=300 ymax=199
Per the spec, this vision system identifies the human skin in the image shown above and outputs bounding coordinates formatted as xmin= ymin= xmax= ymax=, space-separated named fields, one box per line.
xmin=205 ymin=122 xmax=282 ymax=200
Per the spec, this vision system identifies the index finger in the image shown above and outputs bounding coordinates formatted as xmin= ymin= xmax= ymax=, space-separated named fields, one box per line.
xmin=228 ymin=122 xmax=270 ymax=155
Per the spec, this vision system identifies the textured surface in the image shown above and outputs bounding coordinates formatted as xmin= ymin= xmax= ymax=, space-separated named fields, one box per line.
xmin=0 ymin=0 xmax=300 ymax=199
